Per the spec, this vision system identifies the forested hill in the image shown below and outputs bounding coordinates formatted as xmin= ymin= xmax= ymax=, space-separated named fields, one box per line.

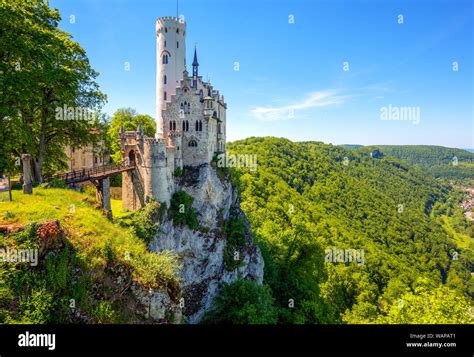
xmin=345 ymin=145 xmax=474 ymax=180
xmin=225 ymin=137 xmax=473 ymax=324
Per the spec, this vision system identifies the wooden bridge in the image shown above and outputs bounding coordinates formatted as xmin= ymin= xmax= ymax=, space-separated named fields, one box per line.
xmin=54 ymin=161 xmax=135 ymax=185
xmin=49 ymin=161 xmax=136 ymax=219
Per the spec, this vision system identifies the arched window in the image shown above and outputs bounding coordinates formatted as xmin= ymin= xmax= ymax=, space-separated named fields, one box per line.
xmin=182 ymin=121 xmax=185 ymax=131
xmin=188 ymin=140 xmax=197 ymax=147
xmin=199 ymin=121 xmax=203 ymax=131
xmin=185 ymin=120 xmax=189 ymax=131
xmin=195 ymin=120 xmax=199 ymax=131
xmin=169 ymin=121 xmax=172 ymax=131
xmin=199 ymin=90 xmax=204 ymax=102
xmin=162 ymin=54 xmax=169 ymax=64
xmin=164 ymin=75 xmax=167 ymax=84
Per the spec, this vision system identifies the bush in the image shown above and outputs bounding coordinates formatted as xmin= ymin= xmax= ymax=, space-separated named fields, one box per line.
xmin=203 ymin=279 xmax=278 ymax=324
xmin=110 ymin=174 xmax=122 ymax=187
xmin=132 ymin=201 xmax=163 ymax=244
xmin=18 ymin=288 xmax=55 ymax=324
xmin=223 ymin=217 xmax=246 ymax=270
xmin=94 ymin=300 xmax=115 ymax=323
xmin=169 ymin=191 xmax=198 ymax=230
xmin=39 ymin=179 xmax=67 ymax=189
xmin=173 ymin=168 xmax=184 ymax=177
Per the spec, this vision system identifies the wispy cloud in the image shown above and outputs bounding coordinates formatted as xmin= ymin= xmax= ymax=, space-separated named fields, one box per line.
xmin=250 ymin=89 xmax=350 ymax=122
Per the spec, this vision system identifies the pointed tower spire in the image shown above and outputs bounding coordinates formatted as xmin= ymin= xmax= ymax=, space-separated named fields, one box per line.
xmin=192 ymin=46 xmax=199 ymax=88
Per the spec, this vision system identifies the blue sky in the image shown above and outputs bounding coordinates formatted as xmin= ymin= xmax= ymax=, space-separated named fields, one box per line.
xmin=50 ymin=0 xmax=473 ymax=148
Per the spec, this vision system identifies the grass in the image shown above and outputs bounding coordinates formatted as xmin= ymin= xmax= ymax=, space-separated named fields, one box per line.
xmin=441 ymin=215 xmax=472 ymax=251
xmin=0 ymin=188 xmax=180 ymax=289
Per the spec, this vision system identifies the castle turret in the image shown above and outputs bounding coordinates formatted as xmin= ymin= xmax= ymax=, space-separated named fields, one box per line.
xmin=192 ymin=46 xmax=199 ymax=89
xmin=156 ymin=16 xmax=187 ymax=138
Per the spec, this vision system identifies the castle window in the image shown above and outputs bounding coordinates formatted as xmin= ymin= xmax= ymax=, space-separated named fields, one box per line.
xmin=164 ymin=40 xmax=166 ymax=47
xmin=176 ymin=29 xmax=179 ymax=34
xmin=199 ymin=90 xmax=204 ymax=102
xmin=195 ymin=120 xmax=199 ymax=131
xmin=185 ymin=120 xmax=189 ymax=131
xmin=173 ymin=121 xmax=176 ymax=131
xmin=199 ymin=121 xmax=203 ymax=131
xmin=182 ymin=121 xmax=185 ymax=131
xmin=165 ymin=28 xmax=167 ymax=32
xmin=169 ymin=121 xmax=172 ymax=131
xmin=164 ymin=91 xmax=167 ymax=100
xmin=162 ymin=54 xmax=169 ymax=64
xmin=177 ymin=41 xmax=179 ymax=48
xmin=188 ymin=140 xmax=197 ymax=147
xmin=164 ymin=75 xmax=167 ymax=84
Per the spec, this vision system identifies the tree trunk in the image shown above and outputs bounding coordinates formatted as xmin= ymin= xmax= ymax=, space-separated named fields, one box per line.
xmin=21 ymin=154 xmax=33 ymax=194
xmin=34 ymin=134 xmax=46 ymax=183
xmin=7 ymin=172 xmax=12 ymax=201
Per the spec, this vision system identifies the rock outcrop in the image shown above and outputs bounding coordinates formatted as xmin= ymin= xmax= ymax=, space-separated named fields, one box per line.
xmin=149 ymin=164 xmax=264 ymax=323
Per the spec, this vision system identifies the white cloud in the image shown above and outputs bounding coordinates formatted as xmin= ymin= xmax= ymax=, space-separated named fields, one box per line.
xmin=250 ymin=90 xmax=349 ymax=121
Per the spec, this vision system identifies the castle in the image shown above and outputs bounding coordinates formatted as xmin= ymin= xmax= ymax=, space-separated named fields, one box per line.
xmin=119 ymin=16 xmax=227 ymax=210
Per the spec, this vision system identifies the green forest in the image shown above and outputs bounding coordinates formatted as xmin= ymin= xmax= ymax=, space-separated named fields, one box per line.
xmin=215 ymin=137 xmax=474 ymax=324
xmin=348 ymin=145 xmax=474 ymax=182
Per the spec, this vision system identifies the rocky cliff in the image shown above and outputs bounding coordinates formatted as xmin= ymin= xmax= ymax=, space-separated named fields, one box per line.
xmin=148 ymin=164 xmax=264 ymax=323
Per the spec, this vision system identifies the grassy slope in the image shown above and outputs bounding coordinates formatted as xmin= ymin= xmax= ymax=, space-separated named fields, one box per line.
xmin=0 ymin=188 xmax=179 ymax=323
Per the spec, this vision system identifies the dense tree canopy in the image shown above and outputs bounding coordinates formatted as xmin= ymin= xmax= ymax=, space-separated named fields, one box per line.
xmin=0 ymin=0 xmax=106 ymax=180
xmin=358 ymin=145 xmax=474 ymax=181
xmin=107 ymin=108 xmax=156 ymax=162
xmin=225 ymin=137 xmax=473 ymax=324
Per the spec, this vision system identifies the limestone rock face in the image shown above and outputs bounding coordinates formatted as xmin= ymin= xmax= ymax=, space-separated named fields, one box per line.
xmin=149 ymin=164 xmax=264 ymax=323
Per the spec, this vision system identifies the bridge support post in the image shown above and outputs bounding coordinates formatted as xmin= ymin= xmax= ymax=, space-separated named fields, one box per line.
xmin=96 ymin=177 xmax=112 ymax=220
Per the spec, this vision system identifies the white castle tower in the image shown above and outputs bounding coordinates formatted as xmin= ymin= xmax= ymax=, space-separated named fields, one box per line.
xmin=155 ymin=16 xmax=187 ymax=138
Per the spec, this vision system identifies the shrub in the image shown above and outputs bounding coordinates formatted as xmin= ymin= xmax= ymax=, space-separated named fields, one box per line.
xmin=169 ymin=191 xmax=198 ymax=230
xmin=223 ymin=217 xmax=246 ymax=270
xmin=110 ymin=174 xmax=122 ymax=187
xmin=94 ymin=300 xmax=115 ymax=323
xmin=173 ymin=167 xmax=184 ymax=177
xmin=131 ymin=201 xmax=163 ymax=244
xmin=203 ymin=279 xmax=278 ymax=324
xmin=39 ymin=179 xmax=67 ymax=189
xmin=3 ymin=211 xmax=15 ymax=220
xmin=18 ymin=288 xmax=55 ymax=324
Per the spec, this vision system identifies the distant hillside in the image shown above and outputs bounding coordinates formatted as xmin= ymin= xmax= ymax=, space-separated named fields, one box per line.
xmin=227 ymin=137 xmax=473 ymax=324
xmin=360 ymin=145 xmax=474 ymax=181
xmin=339 ymin=144 xmax=364 ymax=151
